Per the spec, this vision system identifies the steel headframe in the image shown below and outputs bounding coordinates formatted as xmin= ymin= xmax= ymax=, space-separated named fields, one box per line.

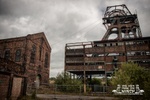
xmin=102 ymin=4 xmax=142 ymax=41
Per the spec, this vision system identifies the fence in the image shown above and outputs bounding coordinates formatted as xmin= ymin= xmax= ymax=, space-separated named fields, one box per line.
xmin=27 ymin=83 xmax=111 ymax=99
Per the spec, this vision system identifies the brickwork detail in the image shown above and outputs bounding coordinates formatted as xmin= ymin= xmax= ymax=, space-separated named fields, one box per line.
xmin=0 ymin=32 xmax=51 ymax=84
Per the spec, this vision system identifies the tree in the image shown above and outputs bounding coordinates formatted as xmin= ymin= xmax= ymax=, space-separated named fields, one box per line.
xmin=55 ymin=71 xmax=82 ymax=85
xmin=49 ymin=77 xmax=55 ymax=80
xmin=54 ymin=71 xmax=83 ymax=93
xmin=110 ymin=62 xmax=150 ymax=99
xmin=90 ymin=78 xmax=101 ymax=85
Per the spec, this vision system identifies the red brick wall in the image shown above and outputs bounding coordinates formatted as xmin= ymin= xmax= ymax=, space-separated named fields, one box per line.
xmin=0 ymin=74 xmax=10 ymax=99
xmin=0 ymin=33 xmax=51 ymax=84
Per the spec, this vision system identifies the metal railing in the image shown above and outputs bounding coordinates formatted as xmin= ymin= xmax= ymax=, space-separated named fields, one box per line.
xmin=27 ymin=83 xmax=111 ymax=99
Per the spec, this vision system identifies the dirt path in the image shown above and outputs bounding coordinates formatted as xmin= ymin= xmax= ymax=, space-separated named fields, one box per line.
xmin=37 ymin=94 xmax=118 ymax=100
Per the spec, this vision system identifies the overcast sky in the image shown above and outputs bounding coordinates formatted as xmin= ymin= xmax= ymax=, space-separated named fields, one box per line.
xmin=0 ymin=0 xmax=150 ymax=78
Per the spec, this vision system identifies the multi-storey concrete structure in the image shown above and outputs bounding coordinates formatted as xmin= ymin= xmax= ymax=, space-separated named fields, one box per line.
xmin=64 ymin=4 xmax=150 ymax=81
xmin=0 ymin=32 xmax=51 ymax=83
xmin=65 ymin=37 xmax=150 ymax=78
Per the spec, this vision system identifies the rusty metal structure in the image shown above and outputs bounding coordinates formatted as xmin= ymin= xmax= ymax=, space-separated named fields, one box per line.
xmin=102 ymin=4 xmax=142 ymax=40
xmin=64 ymin=4 xmax=150 ymax=85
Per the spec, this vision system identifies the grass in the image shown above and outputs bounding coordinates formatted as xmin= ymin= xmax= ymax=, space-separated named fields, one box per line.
xmin=18 ymin=95 xmax=42 ymax=100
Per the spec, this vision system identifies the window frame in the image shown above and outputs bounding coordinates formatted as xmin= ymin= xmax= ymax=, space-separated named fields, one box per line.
xmin=15 ymin=49 xmax=21 ymax=62
xmin=4 ymin=50 xmax=10 ymax=60
xmin=30 ymin=45 xmax=36 ymax=63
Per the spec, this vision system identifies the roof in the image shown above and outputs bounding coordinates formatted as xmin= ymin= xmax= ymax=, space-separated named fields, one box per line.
xmin=0 ymin=32 xmax=51 ymax=51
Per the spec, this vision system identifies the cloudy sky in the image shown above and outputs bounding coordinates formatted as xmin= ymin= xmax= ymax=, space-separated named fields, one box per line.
xmin=0 ymin=0 xmax=150 ymax=77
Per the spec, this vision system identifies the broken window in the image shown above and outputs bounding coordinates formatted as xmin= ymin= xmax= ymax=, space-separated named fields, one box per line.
xmin=93 ymin=54 xmax=98 ymax=57
xmin=15 ymin=49 xmax=21 ymax=62
xmin=94 ymin=44 xmax=97 ymax=47
xmin=134 ymin=60 xmax=150 ymax=64
xmin=110 ymin=43 xmax=112 ymax=46
xmin=146 ymin=51 xmax=150 ymax=55
xmin=107 ymin=43 xmax=110 ymax=46
xmin=66 ymin=55 xmax=83 ymax=57
xmin=127 ymin=51 xmax=149 ymax=56
xmin=44 ymin=52 xmax=48 ymax=68
xmin=127 ymin=52 xmax=135 ymax=56
xmin=126 ymin=42 xmax=134 ymax=45
xmin=118 ymin=42 xmax=124 ymax=46
xmin=4 ymin=50 xmax=10 ymax=60
xmin=107 ymin=53 xmax=119 ymax=56
xmin=85 ymin=62 xmax=104 ymax=66
xmin=112 ymin=43 xmax=116 ymax=46
xmin=66 ymin=63 xmax=84 ymax=66
xmin=86 ymin=54 xmax=92 ymax=57
xmin=137 ymin=41 xmax=148 ymax=45
xmin=30 ymin=45 xmax=36 ymax=63
xmin=97 ymin=44 xmax=103 ymax=47
xmin=98 ymin=54 xmax=104 ymax=56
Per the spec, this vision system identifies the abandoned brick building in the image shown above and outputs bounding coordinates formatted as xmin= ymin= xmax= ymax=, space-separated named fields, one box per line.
xmin=65 ymin=4 xmax=150 ymax=81
xmin=0 ymin=32 xmax=51 ymax=84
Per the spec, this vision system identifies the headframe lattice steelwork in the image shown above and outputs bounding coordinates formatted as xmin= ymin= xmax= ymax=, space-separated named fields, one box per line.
xmin=102 ymin=4 xmax=142 ymax=40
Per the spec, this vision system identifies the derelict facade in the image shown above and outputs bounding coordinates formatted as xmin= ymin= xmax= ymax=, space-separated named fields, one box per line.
xmin=64 ymin=4 xmax=150 ymax=79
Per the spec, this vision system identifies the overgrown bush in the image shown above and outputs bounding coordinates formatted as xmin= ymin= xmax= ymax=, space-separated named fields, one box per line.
xmin=55 ymin=71 xmax=83 ymax=93
xmin=110 ymin=62 xmax=150 ymax=99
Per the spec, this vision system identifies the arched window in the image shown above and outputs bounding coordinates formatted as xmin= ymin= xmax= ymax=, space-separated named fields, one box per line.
xmin=15 ymin=50 xmax=21 ymax=62
xmin=30 ymin=45 xmax=36 ymax=63
xmin=44 ymin=52 xmax=48 ymax=68
xmin=4 ymin=50 xmax=10 ymax=60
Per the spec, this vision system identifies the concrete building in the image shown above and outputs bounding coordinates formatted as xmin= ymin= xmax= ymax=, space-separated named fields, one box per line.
xmin=64 ymin=4 xmax=150 ymax=82
xmin=0 ymin=32 xmax=51 ymax=84
xmin=65 ymin=37 xmax=150 ymax=78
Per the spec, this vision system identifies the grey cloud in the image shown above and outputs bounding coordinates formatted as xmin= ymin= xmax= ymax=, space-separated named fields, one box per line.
xmin=0 ymin=0 xmax=150 ymax=78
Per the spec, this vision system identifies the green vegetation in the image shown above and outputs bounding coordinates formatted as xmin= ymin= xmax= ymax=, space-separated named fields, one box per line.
xmin=110 ymin=62 xmax=150 ymax=99
xmin=54 ymin=71 xmax=82 ymax=93
xmin=55 ymin=71 xmax=82 ymax=85
xmin=49 ymin=77 xmax=55 ymax=80
xmin=90 ymin=78 xmax=102 ymax=85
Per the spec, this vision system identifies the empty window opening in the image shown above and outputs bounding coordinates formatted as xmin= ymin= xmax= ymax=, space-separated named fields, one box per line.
xmin=66 ymin=55 xmax=83 ymax=57
xmin=97 ymin=44 xmax=103 ymax=47
xmin=86 ymin=54 xmax=92 ymax=57
xmin=85 ymin=62 xmax=104 ymax=66
xmin=127 ymin=51 xmax=150 ymax=56
xmin=112 ymin=43 xmax=116 ymax=46
xmin=98 ymin=54 xmax=104 ymax=56
xmin=107 ymin=53 xmax=119 ymax=56
xmin=134 ymin=60 xmax=150 ymax=64
xmin=118 ymin=42 xmax=124 ymax=46
xmin=94 ymin=45 xmax=97 ymax=47
xmin=93 ymin=54 xmax=98 ymax=57
xmin=85 ymin=45 xmax=92 ymax=48
xmin=66 ymin=63 xmax=84 ymax=66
